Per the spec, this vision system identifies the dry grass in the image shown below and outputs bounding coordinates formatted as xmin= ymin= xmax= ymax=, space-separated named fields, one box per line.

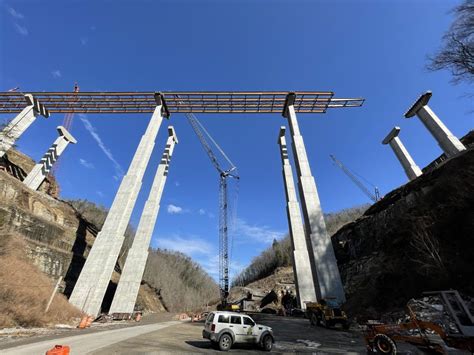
xmin=0 ymin=234 xmax=82 ymax=328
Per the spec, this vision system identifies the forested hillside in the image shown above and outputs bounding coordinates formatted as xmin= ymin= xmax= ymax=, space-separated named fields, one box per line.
xmin=68 ymin=199 xmax=219 ymax=312
xmin=232 ymin=204 xmax=369 ymax=287
xmin=144 ymin=249 xmax=219 ymax=312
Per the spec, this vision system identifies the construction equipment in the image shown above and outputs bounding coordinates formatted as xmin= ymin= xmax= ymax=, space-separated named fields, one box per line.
xmin=306 ymin=299 xmax=349 ymax=329
xmin=329 ymin=154 xmax=380 ymax=203
xmin=181 ymin=99 xmax=239 ymax=307
xmin=364 ymin=290 xmax=474 ymax=354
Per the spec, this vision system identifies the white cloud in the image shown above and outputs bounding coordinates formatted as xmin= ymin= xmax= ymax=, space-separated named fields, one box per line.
xmin=79 ymin=158 xmax=94 ymax=169
xmin=51 ymin=70 xmax=62 ymax=78
xmin=80 ymin=37 xmax=88 ymax=45
xmin=14 ymin=23 xmax=28 ymax=36
xmin=79 ymin=114 xmax=125 ymax=180
xmin=167 ymin=204 xmax=183 ymax=214
xmin=234 ymin=218 xmax=285 ymax=244
xmin=156 ymin=235 xmax=213 ymax=256
xmin=175 ymin=181 xmax=180 ymax=187
xmin=198 ymin=208 xmax=215 ymax=218
xmin=79 ymin=114 xmax=124 ymax=181
xmin=96 ymin=191 xmax=104 ymax=198
xmin=8 ymin=7 xmax=24 ymax=19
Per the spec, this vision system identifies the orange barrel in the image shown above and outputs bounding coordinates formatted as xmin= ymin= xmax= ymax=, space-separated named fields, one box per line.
xmin=78 ymin=316 xmax=88 ymax=329
xmin=45 ymin=345 xmax=70 ymax=355
xmin=85 ymin=315 xmax=94 ymax=328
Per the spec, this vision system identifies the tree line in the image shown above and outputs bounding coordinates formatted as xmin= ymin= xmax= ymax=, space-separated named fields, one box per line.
xmin=232 ymin=204 xmax=369 ymax=287
xmin=68 ymin=199 xmax=219 ymax=313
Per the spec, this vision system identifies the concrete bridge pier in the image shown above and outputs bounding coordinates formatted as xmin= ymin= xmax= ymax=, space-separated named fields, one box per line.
xmin=382 ymin=126 xmax=422 ymax=181
xmin=277 ymin=126 xmax=317 ymax=309
xmin=69 ymin=94 xmax=169 ymax=316
xmin=283 ymin=93 xmax=346 ymax=304
xmin=23 ymin=126 xmax=77 ymax=190
xmin=405 ymin=91 xmax=466 ymax=158
xmin=0 ymin=94 xmax=50 ymax=158
xmin=109 ymin=126 xmax=178 ymax=314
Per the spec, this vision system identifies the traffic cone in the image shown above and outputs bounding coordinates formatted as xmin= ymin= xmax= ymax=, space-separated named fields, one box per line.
xmin=45 ymin=345 xmax=70 ymax=355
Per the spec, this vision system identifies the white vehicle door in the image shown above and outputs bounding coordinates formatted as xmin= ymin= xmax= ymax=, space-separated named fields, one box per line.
xmin=229 ymin=315 xmax=245 ymax=342
xmin=216 ymin=313 xmax=230 ymax=333
xmin=242 ymin=316 xmax=258 ymax=343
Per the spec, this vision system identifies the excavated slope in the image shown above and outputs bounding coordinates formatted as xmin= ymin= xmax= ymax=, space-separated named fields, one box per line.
xmin=333 ymin=147 xmax=474 ymax=319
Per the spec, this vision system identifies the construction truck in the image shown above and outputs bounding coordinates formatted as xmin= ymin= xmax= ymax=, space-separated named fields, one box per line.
xmin=306 ymin=298 xmax=349 ymax=329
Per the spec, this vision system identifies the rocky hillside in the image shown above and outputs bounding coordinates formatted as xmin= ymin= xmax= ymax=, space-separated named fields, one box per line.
xmin=0 ymin=148 xmax=218 ymax=324
xmin=0 ymin=149 xmax=165 ymax=317
xmin=232 ymin=132 xmax=473 ymax=320
xmin=334 ymin=145 xmax=474 ymax=319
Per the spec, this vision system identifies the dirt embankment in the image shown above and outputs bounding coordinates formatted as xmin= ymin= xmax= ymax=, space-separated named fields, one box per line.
xmin=0 ymin=234 xmax=81 ymax=327
xmin=333 ymin=147 xmax=474 ymax=319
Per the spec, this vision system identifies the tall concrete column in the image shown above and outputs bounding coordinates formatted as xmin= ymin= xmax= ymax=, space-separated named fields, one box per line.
xmin=283 ymin=93 xmax=345 ymax=303
xmin=23 ymin=126 xmax=77 ymax=190
xmin=405 ymin=91 xmax=466 ymax=158
xmin=109 ymin=127 xmax=178 ymax=314
xmin=69 ymin=94 xmax=169 ymax=316
xmin=382 ymin=127 xmax=422 ymax=181
xmin=0 ymin=94 xmax=50 ymax=158
xmin=278 ymin=126 xmax=317 ymax=309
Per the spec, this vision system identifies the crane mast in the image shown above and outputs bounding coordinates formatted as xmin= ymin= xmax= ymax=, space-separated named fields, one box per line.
xmin=330 ymin=154 xmax=380 ymax=203
xmin=182 ymin=103 xmax=238 ymax=305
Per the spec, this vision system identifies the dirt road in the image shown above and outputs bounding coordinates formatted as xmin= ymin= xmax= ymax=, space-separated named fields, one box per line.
xmin=1 ymin=313 xmax=427 ymax=354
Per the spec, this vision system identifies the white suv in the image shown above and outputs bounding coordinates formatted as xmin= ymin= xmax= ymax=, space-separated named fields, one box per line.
xmin=202 ymin=311 xmax=274 ymax=351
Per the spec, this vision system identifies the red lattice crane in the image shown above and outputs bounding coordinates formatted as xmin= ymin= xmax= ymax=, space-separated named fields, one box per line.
xmin=49 ymin=83 xmax=79 ymax=178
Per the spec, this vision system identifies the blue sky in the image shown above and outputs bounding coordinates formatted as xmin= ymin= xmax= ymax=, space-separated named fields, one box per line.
xmin=1 ymin=0 xmax=472 ymax=280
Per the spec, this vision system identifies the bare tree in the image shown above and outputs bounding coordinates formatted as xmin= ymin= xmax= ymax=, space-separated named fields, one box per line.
xmin=427 ymin=1 xmax=474 ymax=84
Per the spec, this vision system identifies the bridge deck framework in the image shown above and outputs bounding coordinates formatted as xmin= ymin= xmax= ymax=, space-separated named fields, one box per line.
xmin=0 ymin=91 xmax=364 ymax=114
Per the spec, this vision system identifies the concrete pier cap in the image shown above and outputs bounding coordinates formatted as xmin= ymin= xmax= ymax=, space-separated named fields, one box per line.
xmin=154 ymin=92 xmax=170 ymax=119
xmin=278 ymin=126 xmax=286 ymax=141
xmin=168 ymin=126 xmax=178 ymax=144
xmin=282 ymin=92 xmax=297 ymax=118
xmin=24 ymin=94 xmax=50 ymax=118
xmin=57 ymin=126 xmax=77 ymax=144
xmin=404 ymin=91 xmax=432 ymax=118
xmin=382 ymin=126 xmax=401 ymax=145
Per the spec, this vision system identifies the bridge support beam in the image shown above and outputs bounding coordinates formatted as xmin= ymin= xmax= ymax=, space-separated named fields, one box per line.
xmin=23 ymin=126 xmax=77 ymax=190
xmin=278 ymin=126 xmax=317 ymax=309
xmin=405 ymin=91 xmax=466 ymax=158
xmin=109 ymin=127 xmax=178 ymax=314
xmin=283 ymin=93 xmax=346 ymax=304
xmin=69 ymin=95 xmax=168 ymax=316
xmin=0 ymin=94 xmax=50 ymax=158
xmin=382 ymin=127 xmax=422 ymax=181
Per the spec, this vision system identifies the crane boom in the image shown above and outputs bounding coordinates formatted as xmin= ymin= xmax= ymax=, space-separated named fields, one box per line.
xmin=183 ymin=106 xmax=238 ymax=305
xmin=330 ymin=154 xmax=380 ymax=203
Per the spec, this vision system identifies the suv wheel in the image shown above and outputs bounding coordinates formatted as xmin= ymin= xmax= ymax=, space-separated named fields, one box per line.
xmin=262 ymin=334 xmax=273 ymax=351
xmin=218 ymin=334 xmax=233 ymax=351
